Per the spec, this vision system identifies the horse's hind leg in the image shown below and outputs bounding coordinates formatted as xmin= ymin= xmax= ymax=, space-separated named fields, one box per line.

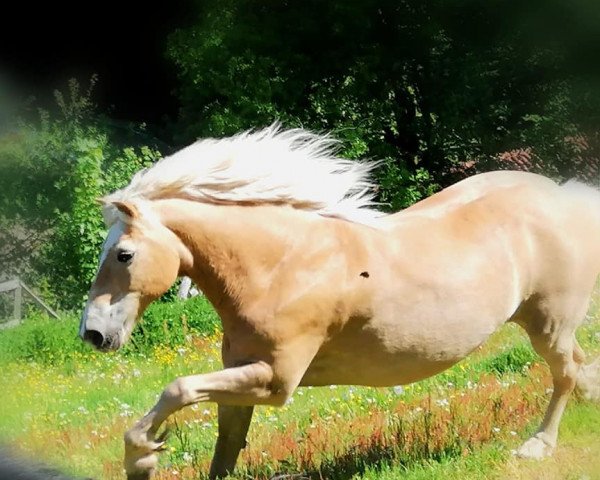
xmin=515 ymin=298 xmax=588 ymax=459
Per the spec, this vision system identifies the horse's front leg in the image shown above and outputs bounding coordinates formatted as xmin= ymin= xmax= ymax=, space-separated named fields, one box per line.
xmin=124 ymin=361 xmax=281 ymax=480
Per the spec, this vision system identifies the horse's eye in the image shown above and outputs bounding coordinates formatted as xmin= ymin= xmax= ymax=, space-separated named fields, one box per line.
xmin=117 ymin=250 xmax=134 ymax=263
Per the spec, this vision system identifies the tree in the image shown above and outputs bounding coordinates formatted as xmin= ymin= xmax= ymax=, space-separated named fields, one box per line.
xmin=167 ymin=0 xmax=600 ymax=208
xmin=0 ymin=79 xmax=161 ymax=309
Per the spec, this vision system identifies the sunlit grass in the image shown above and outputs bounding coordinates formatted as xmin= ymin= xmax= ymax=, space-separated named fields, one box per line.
xmin=0 ymin=298 xmax=599 ymax=479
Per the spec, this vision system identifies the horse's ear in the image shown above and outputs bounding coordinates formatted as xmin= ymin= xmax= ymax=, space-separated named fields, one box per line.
xmin=112 ymin=201 xmax=139 ymax=220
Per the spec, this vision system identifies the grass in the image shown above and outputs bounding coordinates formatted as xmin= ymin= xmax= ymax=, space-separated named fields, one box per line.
xmin=0 ymin=296 xmax=599 ymax=479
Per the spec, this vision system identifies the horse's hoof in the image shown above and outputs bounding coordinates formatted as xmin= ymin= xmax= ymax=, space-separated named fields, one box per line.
xmin=516 ymin=436 xmax=554 ymax=459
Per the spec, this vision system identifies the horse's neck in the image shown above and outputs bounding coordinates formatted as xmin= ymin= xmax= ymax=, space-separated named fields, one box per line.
xmin=155 ymin=199 xmax=293 ymax=311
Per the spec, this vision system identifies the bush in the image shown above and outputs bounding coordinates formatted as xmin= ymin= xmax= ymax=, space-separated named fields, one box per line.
xmin=0 ymin=312 xmax=88 ymax=365
xmin=0 ymin=297 xmax=221 ymax=365
xmin=125 ymin=296 xmax=221 ymax=353
xmin=0 ymin=78 xmax=162 ymax=310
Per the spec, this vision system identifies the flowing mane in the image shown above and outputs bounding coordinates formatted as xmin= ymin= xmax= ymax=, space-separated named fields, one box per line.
xmin=103 ymin=124 xmax=383 ymax=225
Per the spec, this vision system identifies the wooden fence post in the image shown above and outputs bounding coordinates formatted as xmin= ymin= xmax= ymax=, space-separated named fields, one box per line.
xmin=13 ymin=278 xmax=22 ymax=322
xmin=0 ymin=278 xmax=59 ymax=329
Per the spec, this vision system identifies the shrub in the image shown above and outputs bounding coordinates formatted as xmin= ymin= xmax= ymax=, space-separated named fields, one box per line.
xmin=0 ymin=78 xmax=162 ymax=311
xmin=0 ymin=312 xmax=87 ymax=365
xmin=0 ymin=297 xmax=221 ymax=365
xmin=125 ymin=296 xmax=221 ymax=353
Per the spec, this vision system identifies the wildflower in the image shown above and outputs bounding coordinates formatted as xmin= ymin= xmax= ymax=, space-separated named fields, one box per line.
xmin=393 ymin=386 xmax=404 ymax=395
xmin=492 ymin=427 xmax=500 ymax=433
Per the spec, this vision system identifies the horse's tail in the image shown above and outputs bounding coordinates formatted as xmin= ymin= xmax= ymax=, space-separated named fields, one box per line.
xmin=562 ymin=179 xmax=600 ymax=201
xmin=563 ymin=180 xmax=600 ymax=400
xmin=562 ymin=179 xmax=600 ymax=228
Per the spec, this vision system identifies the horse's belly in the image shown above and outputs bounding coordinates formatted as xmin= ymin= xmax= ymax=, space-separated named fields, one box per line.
xmin=300 ymin=309 xmax=499 ymax=387
xmin=300 ymin=349 xmax=457 ymax=387
xmin=300 ymin=326 xmax=482 ymax=387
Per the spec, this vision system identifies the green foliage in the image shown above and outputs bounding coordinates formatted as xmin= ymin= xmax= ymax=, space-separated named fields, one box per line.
xmin=479 ymin=343 xmax=539 ymax=376
xmin=36 ymin=138 xmax=158 ymax=308
xmin=125 ymin=296 xmax=221 ymax=353
xmin=0 ymin=78 xmax=161 ymax=309
xmin=379 ymin=164 xmax=440 ymax=211
xmin=0 ymin=296 xmax=220 ymax=365
xmin=0 ymin=312 xmax=89 ymax=365
xmin=167 ymin=0 xmax=600 ymax=195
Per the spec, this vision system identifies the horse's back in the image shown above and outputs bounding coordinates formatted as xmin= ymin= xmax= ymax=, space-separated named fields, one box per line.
xmin=389 ymin=170 xmax=555 ymax=220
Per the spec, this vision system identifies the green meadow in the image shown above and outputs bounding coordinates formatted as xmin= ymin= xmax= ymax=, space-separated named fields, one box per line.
xmin=1 ymin=295 xmax=599 ymax=479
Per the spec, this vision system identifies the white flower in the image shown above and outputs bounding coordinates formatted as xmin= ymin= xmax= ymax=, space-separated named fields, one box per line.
xmin=393 ymin=386 xmax=404 ymax=395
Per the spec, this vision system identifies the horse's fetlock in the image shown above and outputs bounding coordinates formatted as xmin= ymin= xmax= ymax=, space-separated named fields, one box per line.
xmin=124 ymin=428 xmax=143 ymax=449
xmin=534 ymin=432 xmax=556 ymax=448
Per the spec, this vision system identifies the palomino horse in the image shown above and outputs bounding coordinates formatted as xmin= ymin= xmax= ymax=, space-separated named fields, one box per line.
xmin=80 ymin=125 xmax=600 ymax=479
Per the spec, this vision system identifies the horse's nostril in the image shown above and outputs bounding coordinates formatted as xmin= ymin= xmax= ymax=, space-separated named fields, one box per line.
xmin=83 ymin=329 xmax=105 ymax=349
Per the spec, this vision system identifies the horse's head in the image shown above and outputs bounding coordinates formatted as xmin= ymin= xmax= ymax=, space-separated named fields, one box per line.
xmin=79 ymin=200 xmax=188 ymax=351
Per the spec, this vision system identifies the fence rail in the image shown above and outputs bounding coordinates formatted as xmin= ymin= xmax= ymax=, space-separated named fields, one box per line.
xmin=0 ymin=278 xmax=58 ymax=329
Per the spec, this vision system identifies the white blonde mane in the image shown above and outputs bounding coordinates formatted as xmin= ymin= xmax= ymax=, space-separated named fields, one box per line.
xmin=104 ymin=124 xmax=382 ymax=225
